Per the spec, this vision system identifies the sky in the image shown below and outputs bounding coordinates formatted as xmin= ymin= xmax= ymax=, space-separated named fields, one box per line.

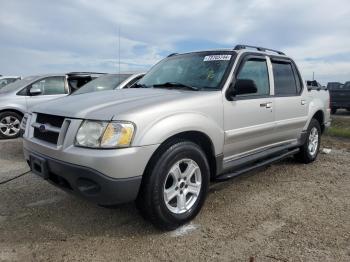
xmin=1 ymin=0 xmax=350 ymax=85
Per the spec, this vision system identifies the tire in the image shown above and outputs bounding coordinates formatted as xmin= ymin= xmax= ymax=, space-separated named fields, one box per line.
xmin=0 ymin=111 xmax=22 ymax=139
xmin=295 ymin=118 xmax=321 ymax=164
xmin=331 ymin=108 xmax=337 ymax=114
xmin=136 ymin=139 xmax=210 ymax=230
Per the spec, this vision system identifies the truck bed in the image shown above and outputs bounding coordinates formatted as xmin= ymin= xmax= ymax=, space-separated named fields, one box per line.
xmin=330 ymin=85 xmax=350 ymax=110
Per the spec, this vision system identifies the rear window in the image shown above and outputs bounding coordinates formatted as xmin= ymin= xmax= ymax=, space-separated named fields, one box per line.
xmin=272 ymin=61 xmax=299 ymax=96
xmin=327 ymin=82 xmax=343 ymax=90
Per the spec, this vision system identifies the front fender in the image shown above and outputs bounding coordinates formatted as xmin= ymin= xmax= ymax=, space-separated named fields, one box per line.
xmin=133 ymin=112 xmax=224 ymax=155
xmin=0 ymin=103 xmax=26 ymax=115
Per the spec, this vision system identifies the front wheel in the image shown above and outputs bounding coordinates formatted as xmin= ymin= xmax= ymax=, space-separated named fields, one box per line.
xmin=136 ymin=140 xmax=210 ymax=230
xmin=0 ymin=111 xmax=22 ymax=139
xmin=295 ymin=119 xmax=321 ymax=164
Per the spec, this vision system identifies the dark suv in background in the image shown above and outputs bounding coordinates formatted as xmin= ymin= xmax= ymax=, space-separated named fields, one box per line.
xmin=328 ymin=82 xmax=350 ymax=114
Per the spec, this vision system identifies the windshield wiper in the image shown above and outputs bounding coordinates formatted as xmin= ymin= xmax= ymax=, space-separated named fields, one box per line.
xmin=133 ymin=83 xmax=149 ymax=88
xmin=153 ymin=82 xmax=200 ymax=91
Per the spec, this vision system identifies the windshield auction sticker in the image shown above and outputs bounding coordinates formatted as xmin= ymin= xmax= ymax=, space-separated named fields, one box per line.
xmin=203 ymin=55 xmax=232 ymax=61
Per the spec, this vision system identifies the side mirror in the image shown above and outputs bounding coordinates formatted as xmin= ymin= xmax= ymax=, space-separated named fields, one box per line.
xmin=226 ymin=79 xmax=258 ymax=100
xmin=29 ymin=88 xmax=42 ymax=96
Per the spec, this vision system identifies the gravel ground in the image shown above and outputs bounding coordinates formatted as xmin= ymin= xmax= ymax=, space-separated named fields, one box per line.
xmin=0 ymin=136 xmax=349 ymax=262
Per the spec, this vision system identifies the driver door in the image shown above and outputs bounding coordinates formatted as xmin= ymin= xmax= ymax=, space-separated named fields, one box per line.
xmin=223 ymin=55 xmax=276 ymax=161
xmin=25 ymin=76 xmax=68 ymax=111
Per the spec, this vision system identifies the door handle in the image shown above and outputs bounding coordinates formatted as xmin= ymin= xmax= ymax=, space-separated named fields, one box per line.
xmin=301 ymin=100 xmax=306 ymax=105
xmin=260 ymin=102 xmax=272 ymax=108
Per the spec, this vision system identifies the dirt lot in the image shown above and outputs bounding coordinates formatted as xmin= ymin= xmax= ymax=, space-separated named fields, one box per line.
xmin=333 ymin=109 xmax=350 ymax=118
xmin=0 ymin=135 xmax=349 ymax=262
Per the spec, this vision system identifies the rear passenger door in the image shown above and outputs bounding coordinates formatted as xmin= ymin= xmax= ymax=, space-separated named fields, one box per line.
xmin=271 ymin=58 xmax=308 ymax=143
xmin=223 ymin=55 xmax=275 ymax=159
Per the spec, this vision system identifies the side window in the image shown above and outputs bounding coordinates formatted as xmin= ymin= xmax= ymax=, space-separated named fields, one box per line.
xmin=272 ymin=61 xmax=298 ymax=96
xmin=236 ymin=58 xmax=270 ymax=96
xmin=30 ymin=76 xmax=66 ymax=95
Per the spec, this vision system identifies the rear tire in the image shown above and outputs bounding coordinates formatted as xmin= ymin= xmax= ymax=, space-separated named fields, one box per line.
xmin=0 ymin=111 xmax=22 ymax=139
xmin=136 ymin=140 xmax=210 ymax=230
xmin=331 ymin=108 xmax=337 ymax=114
xmin=295 ymin=119 xmax=321 ymax=164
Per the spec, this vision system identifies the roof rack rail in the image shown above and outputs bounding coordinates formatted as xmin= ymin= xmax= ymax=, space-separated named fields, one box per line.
xmin=167 ymin=53 xmax=178 ymax=57
xmin=67 ymin=72 xmax=106 ymax=75
xmin=234 ymin=45 xmax=285 ymax=55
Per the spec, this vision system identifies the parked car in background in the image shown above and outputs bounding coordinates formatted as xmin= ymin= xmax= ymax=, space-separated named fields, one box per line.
xmin=73 ymin=73 xmax=144 ymax=95
xmin=0 ymin=76 xmax=21 ymax=89
xmin=328 ymin=81 xmax=350 ymax=114
xmin=18 ymin=73 xmax=144 ymax=136
xmin=0 ymin=72 xmax=103 ymax=139
xmin=23 ymin=45 xmax=330 ymax=229
xmin=327 ymin=82 xmax=343 ymax=90
xmin=306 ymin=80 xmax=326 ymax=91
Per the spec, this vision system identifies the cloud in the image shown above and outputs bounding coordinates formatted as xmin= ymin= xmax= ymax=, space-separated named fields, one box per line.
xmin=0 ymin=0 xmax=349 ymax=84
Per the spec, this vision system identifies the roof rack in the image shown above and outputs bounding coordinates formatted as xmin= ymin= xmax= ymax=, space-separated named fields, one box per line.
xmin=67 ymin=72 xmax=106 ymax=75
xmin=234 ymin=45 xmax=285 ymax=55
xmin=167 ymin=53 xmax=178 ymax=57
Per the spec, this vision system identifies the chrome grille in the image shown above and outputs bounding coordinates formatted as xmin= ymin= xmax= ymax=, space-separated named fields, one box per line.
xmin=36 ymin=113 xmax=65 ymax=128
xmin=32 ymin=113 xmax=65 ymax=145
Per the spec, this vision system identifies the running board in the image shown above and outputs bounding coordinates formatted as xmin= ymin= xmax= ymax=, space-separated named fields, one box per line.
xmin=215 ymin=148 xmax=300 ymax=181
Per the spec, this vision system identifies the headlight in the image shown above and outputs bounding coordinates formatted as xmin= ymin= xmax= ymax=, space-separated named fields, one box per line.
xmin=75 ymin=120 xmax=135 ymax=148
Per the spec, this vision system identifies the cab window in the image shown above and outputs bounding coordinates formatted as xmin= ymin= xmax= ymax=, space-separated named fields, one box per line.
xmin=236 ymin=58 xmax=270 ymax=96
xmin=272 ymin=61 xmax=299 ymax=96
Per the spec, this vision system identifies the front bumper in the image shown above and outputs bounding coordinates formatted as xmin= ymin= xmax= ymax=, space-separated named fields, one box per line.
xmin=24 ymin=148 xmax=143 ymax=205
xmin=23 ymin=137 xmax=159 ymax=179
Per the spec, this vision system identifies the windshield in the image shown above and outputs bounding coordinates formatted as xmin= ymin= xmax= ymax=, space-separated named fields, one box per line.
xmin=0 ymin=76 xmax=37 ymax=93
xmin=0 ymin=78 xmax=19 ymax=89
xmin=138 ymin=51 xmax=234 ymax=90
xmin=74 ymin=74 xmax=131 ymax=95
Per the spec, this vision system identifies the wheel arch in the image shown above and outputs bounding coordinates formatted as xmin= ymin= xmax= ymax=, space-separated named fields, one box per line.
xmin=304 ymin=98 xmax=327 ymax=134
xmin=0 ymin=108 xmax=24 ymax=118
xmin=312 ymin=110 xmax=325 ymax=133
xmin=141 ymin=130 xmax=219 ymax=185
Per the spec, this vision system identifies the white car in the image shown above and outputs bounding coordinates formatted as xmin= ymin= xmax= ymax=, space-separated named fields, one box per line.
xmin=0 ymin=72 xmax=103 ymax=139
xmin=0 ymin=76 xmax=21 ymax=89
xmin=0 ymin=73 xmax=144 ymax=139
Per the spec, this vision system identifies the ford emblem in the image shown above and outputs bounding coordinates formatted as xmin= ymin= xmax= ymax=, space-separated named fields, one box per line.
xmin=39 ymin=124 xmax=47 ymax=133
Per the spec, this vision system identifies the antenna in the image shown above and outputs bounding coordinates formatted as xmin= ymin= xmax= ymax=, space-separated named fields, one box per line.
xmin=118 ymin=27 xmax=121 ymax=76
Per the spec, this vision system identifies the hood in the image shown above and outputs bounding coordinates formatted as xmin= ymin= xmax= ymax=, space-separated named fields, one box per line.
xmin=31 ymin=88 xmax=210 ymax=120
xmin=0 ymin=92 xmax=12 ymax=99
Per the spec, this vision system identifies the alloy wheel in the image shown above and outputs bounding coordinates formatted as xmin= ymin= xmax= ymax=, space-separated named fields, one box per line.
xmin=163 ymin=159 xmax=202 ymax=214
xmin=0 ymin=116 xmax=21 ymax=137
xmin=308 ymin=127 xmax=319 ymax=156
